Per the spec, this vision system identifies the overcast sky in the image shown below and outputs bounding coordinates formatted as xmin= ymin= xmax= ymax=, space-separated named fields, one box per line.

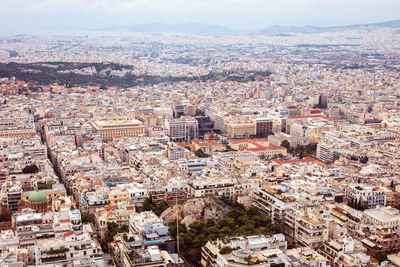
xmin=1 ymin=0 xmax=399 ymax=32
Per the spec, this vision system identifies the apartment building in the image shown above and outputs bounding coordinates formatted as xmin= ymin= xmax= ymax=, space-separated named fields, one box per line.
xmin=201 ymin=234 xmax=287 ymax=267
xmin=95 ymin=204 xmax=136 ymax=240
xmin=251 ymin=187 xmax=328 ymax=249
xmin=201 ymin=234 xmax=326 ymax=267
xmin=128 ymin=211 xmax=175 ymax=252
xmin=187 ymin=178 xmax=252 ymax=199
xmin=361 ymin=206 xmax=400 ymax=256
xmin=255 ymin=118 xmax=273 ymax=137
xmin=345 ymin=185 xmax=386 ymax=209
xmin=251 ymin=186 xmax=294 ymax=225
xmin=166 ymin=117 xmax=199 ymax=142
xmin=317 ymin=143 xmax=340 ymax=163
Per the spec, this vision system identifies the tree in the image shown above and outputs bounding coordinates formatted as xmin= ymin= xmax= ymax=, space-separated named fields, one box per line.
xmin=140 ymin=198 xmax=170 ymax=216
xmin=305 ymin=143 xmax=317 ymax=156
xmin=81 ymin=212 xmax=95 ymax=225
xmin=107 ymin=222 xmax=118 ymax=232
xmin=375 ymin=251 xmax=388 ymax=263
xmin=119 ymin=224 xmax=129 ymax=233
xmin=195 ymin=149 xmax=209 ymax=158
xmin=167 ymin=199 xmax=280 ymax=265
xmin=0 ymin=205 xmax=11 ymax=222
xmin=281 ymin=140 xmax=290 ymax=150
xmin=220 ymin=246 xmax=233 ymax=254
xmin=22 ymin=164 xmax=39 ymax=174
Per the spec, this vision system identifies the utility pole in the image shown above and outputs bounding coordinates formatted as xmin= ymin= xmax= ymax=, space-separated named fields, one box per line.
xmin=176 ymin=188 xmax=180 ymax=265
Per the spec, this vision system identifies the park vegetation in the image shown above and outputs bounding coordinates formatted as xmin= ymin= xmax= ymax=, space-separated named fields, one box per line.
xmin=168 ymin=201 xmax=280 ymax=264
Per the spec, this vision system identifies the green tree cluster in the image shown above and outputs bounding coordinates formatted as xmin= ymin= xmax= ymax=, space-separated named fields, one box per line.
xmin=375 ymin=251 xmax=388 ymax=263
xmin=195 ymin=149 xmax=209 ymax=158
xmin=280 ymin=141 xmax=318 ymax=158
xmin=140 ymin=198 xmax=170 ymax=216
xmin=22 ymin=164 xmax=39 ymax=174
xmin=168 ymin=205 xmax=280 ymax=264
xmin=81 ymin=212 xmax=95 ymax=225
xmin=0 ymin=62 xmax=258 ymax=88
xmin=220 ymin=246 xmax=233 ymax=254
xmin=280 ymin=140 xmax=290 ymax=150
xmin=103 ymin=222 xmax=130 ymax=247
xmin=0 ymin=204 xmax=11 ymax=222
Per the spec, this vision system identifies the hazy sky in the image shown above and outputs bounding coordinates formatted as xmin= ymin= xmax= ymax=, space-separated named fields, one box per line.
xmin=1 ymin=0 xmax=399 ymax=32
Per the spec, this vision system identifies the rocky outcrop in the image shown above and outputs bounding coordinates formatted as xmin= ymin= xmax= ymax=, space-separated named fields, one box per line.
xmin=160 ymin=197 xmax=230 ymax=227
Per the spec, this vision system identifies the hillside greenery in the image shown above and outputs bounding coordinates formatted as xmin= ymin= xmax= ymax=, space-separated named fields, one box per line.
xmin=168 ymin=201 xmax=280 ymax=264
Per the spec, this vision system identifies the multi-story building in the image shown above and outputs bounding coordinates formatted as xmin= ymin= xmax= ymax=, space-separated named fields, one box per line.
xmin=173 ymin=104 xmax=186 ymax=118
xmin=108 ymin=189 xmax=130 ymax=205
xmin=90 ymin=118 xmax=146 ymax=142
xmin=345 ymin=185 xmax=386 ymax=209
xmin=251 ymin=187 xmax=329 ymax=249
xmin=228 ymin=139 xmax=287 ymax=158
xmin=251 ymin=186 xmax=294 ymax=225
xmin=187 ymin=178 xmax=252 ymax=200
xmin=268 ymin=132 xmax=307 ymax=148
xmin=201 ymin=234 xmax=327 ymax=267
xmin=255 ymin=118 xmax=273 ymax=137
xmin=295 ymin=206 xmax=329 ymax=249
xmin=195 ymin=116 xmax=214 ymax=137
xmin=128 ymin=211 xmax=175 ymax=252
xmin=0 ymin=113 xmax=36 ymax=138
xmin=201 ymin=234 xmax=287 ymax=267
xmin=95 ymin=203 xmax=136 ymax=240
xmin=82 ymin=188 xmax=111 ymax=213
xmin=192 ymin=139 xmax=224 ymax=154
xmin=34 ymin=229 xmax=102 ymax=266
xmin=5 ymin=185 xmax=22 ymax=212
xmin=361 ymin=206 xmax=400 ymax=256
xmin=110 ymin=235 xmax=183 ymax=267
xmin=166 ymin=117 xmax=199 ymax=142
xmin=167 ymin=146 xmax=185 ymax=160
xmin=225 ymin=119 xmax=256 ymax=139
xmin=317 ymin=143 xmax=340 ymax=163
xmin=318 ymin=237 xmax=370 ymax=267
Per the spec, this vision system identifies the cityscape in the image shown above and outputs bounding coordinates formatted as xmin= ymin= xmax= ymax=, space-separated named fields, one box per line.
xmin=1 ymin=1 xmax=400 ymax=267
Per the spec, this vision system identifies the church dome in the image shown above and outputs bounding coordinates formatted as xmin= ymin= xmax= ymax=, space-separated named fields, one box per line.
xmin=29 ymin=191 xmax=47 ymax=203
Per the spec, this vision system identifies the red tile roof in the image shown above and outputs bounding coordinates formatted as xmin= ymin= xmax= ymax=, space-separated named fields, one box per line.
xmin=229 ymin=138 xmax=268 ymax=144
xmin=288 ymin=115 xmax=334 ymax=121
xmin=272 ymin=156 xmax=325 ymax=165
xmin=104 ymin=205 xmax=118 ymax=211
xmin=192 ymin=139 xmax=221 ymax=146
xmin=246 ymin=145 xmax=286 ymax=152
xmin=64 ymin=231 xmax=74 ymax=237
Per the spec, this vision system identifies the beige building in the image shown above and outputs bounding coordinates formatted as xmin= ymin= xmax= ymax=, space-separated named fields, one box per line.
xmin=90 ymin=117 xmax=146 ymax=141
xmin=95 ymin=204 xmax=136 ymax=240
xmin=187 ymin=178 xmax=252 ymax=199
xmin=226 ymin=120 xmax=256 ymax=139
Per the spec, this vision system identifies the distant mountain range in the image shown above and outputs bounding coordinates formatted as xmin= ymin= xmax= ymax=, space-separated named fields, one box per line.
xmin=91 ymin=20 xmax=400 ymax=35
xmin=257 ymin=20 xmax=400 ymax=34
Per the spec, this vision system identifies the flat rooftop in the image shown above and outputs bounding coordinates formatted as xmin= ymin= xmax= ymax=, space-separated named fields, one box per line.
xmin=364 ymin=207 xmax=400 ymax=222
xmin=92 ymin=119 xmax=143 ymax=127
